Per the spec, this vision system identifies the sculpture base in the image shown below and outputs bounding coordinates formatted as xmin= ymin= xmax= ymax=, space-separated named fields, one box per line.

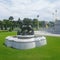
xmin=5 ymin=35 xmax=47 ymax=49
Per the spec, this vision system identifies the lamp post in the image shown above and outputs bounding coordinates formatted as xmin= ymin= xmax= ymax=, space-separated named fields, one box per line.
xmin=54 ymin=10 xmax=57 ymax=21
xmin=52 ymin=10 xmax=58 ymax=22
xmin=37 ymin=15 xmax=39 ymax=30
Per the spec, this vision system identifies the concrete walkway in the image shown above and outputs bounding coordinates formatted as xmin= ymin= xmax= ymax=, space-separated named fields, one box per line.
xmin=34 ymin=31 xmax=60 ymax=37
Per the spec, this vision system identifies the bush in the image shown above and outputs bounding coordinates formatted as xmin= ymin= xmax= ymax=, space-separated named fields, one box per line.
xmin=0 ymin=30 xmax=9 ymax=32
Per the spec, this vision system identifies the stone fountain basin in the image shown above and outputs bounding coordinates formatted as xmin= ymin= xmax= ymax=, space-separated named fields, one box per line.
xmin=5 ymin=35 xmax=47 ymax=49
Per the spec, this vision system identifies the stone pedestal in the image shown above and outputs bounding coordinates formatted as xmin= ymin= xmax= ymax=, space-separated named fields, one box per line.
xmin=5 ymin=35 xmax=47 ymax=49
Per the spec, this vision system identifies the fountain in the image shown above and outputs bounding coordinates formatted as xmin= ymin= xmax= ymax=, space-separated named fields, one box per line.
xmin=5 ymin=24 xmax=47 ymax=49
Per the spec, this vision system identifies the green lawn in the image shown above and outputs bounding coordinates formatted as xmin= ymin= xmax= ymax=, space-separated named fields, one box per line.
xmin=0 ymin=32 xmax=60 ymax=60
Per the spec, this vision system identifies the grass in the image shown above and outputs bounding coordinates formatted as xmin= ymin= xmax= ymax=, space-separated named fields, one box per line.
xmin=0 ymin=32 xmax=60 ymax=60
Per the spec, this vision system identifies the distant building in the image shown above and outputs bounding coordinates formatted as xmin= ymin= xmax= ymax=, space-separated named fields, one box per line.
xmin=53 ymin=20 xmax=60 ymax=34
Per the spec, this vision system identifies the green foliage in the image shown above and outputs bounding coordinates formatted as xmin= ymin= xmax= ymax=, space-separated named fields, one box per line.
xmin=9 ymin=16 xmax=14 ymax=21
xmin=0 ymin=30 xmax=8 ymax=32
xmin=0 ymin=32 xmax=60 ymax=60
xmin=33 ymin=19 xmax=39 ymax=29
xmin=17 ymin=18 xmax=22 ymax=28
xmin=23 ymin=18 xmax=33 ymax=26
xmin=0 ymin=16 xmax=49 ymax=31
xmin=3 ymin=19 xmax=9 ymax=30
xmin=48 ymin=21 xmax=54 ymax=27
xmin=8 ymin=27 xmax=13 ymax=32
xmin=0 ymin=21 xmax=3 ymax=30
xmin=39 ymin=21 xmax=46 ymax=27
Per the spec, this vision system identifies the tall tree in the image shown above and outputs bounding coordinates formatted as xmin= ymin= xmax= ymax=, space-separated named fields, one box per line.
xmin=33 ymin=19 xmax=39 ymax=29
xmin=3 ymin=19 xmax=9 ymax=30
xmin=8 ymin=16 xmax=14 ymax=31
xmin=17 ymin=18 xmax=22 ymax=28
xmin=23 ymin=18 xmax=33 ymax=26
xmin=0 ymin=21 xmax=3 ymax=30
xmin=9 ymin=16 xmax=14 ymax=21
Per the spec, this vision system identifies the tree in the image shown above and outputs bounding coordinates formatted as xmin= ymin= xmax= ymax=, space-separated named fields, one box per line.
xmin=3 ymin=19 xmax=9 ymax=30
xmin=33 ymin=19 xmax=39 ymax=29
xmin=9 ymin=16 xmax=14 ymax=21
xmin=48 ymin=21 xmax=54 ymax=27
xmin=8 ymin=21 xmax=14 ymax=31
xmin=39 ymin=21 xmax=46 ymax=27
xmin=0 ymin=21 xmax=3 ymax=30
xmin=8 ymin=16 xmax=14 ymax=31
xmin=23 ymin=18 xmax=33 ymax=26
xmin=17 ymin=18 xmax=22 ymax=28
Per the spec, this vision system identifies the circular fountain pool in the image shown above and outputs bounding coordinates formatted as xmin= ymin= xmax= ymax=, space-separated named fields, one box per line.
xmin=5 ymin=35 xmax=47 ymax=49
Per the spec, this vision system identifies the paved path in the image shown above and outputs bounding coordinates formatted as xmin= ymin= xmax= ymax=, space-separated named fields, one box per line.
xmin=34 ymin=31 xmax=60 ymax=37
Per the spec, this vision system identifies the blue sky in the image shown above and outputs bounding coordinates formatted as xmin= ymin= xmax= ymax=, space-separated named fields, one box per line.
xmin=0 ymin=0 xmax=60 ymax=21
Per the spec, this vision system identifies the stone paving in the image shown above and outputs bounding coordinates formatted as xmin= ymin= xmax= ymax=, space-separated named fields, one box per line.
xmin=34 ymin=31 xmax=60 ymax=37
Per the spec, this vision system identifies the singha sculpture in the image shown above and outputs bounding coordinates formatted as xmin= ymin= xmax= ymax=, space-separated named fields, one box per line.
xmin=17 ymin=24 xmax=34 ymax=35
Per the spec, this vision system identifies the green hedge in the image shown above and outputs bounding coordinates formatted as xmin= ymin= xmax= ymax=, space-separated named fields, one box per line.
xmin=0 ymin=30 xmax=9 ymax=32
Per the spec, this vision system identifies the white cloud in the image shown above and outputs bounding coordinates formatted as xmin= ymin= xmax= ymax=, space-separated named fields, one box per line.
xmin=0 ymin=0 xmax=60 ymax=21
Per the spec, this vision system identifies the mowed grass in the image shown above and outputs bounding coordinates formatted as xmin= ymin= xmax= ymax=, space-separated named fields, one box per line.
xmin=0 ymin=32 xmax=60 ymax=60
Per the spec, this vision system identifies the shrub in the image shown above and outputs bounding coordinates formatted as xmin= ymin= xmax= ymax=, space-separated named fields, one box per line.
xmin=0 ymin=30 xmax=9 ymax=32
